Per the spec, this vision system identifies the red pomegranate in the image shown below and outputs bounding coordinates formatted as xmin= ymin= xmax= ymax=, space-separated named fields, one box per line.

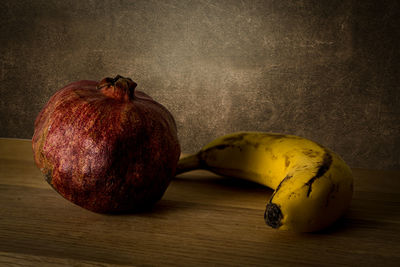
xmin=32 ymin=75 xmax=180 ymax=213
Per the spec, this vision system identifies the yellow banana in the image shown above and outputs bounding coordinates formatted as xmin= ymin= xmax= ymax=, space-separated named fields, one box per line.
xmin=176 ymin=131 xmax=353 ymax=232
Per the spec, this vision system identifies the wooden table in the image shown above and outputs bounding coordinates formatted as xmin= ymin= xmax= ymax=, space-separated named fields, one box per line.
xmin=1 ymin=138 xmax=399 ymax=266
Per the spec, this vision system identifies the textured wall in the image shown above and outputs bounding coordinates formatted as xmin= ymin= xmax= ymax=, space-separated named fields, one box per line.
xmin=1 ymin=0 xmax=399 ymax=169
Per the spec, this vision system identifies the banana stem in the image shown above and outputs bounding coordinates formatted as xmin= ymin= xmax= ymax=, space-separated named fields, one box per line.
xmin=176 ymin=153 xmax=202 ymax=175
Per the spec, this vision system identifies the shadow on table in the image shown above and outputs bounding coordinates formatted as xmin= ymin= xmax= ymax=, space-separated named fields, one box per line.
xmin=174 ymin=170 xmax=269 ymax=190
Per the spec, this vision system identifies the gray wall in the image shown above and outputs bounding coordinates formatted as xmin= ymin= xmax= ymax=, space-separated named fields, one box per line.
xmin=1 ymin=0 xmax=399 ymax=170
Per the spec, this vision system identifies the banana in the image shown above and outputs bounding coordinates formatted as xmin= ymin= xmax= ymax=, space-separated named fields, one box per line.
xmin=176 ymin=131 xmax=353 ymax=232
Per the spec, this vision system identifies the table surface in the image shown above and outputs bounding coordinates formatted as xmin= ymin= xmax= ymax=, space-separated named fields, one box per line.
xmin=0 ymin=138 xmax=399 ymax=266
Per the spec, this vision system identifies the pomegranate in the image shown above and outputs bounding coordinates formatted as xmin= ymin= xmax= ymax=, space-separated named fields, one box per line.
xmin=32 ymin=75 xmax=180 ymax=213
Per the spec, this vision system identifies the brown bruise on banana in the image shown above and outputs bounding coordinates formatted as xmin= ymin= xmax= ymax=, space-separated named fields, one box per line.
xmin=220 ymin=132 xmax=247 ymax=143
xmin=302 ymin=148 xmax=321 ymax=158
xmin=285 ymin=155 xmax=290 ymax=168
xmin=203 ymin=133 xmax=251 ymax=151
xmin=209 ymin=144 xmax=233 ymax=151
xmin=265 ymin=148 xmax=333 ymax=228
xmin=304 ymin=151 xmax=333 ymax=197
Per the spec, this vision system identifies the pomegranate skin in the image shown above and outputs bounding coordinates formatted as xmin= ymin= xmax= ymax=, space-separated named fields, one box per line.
xmin=32 ymin=76 xmax=180 ymax=213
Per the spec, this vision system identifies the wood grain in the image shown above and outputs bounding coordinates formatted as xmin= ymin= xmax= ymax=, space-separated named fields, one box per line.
xmin=0 ymin=138 xmax=399 ymax=266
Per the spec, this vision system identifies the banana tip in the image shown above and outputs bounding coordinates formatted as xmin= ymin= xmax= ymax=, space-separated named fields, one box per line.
xmin=265 ymin=203 xmax=283 ymax=229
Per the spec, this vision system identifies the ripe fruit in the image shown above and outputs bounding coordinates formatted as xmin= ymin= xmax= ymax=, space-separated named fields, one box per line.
xmin=32 ymin=75 xmax=180 ymax=213
xmin=177 ymin=132 xmax=353 ymax=232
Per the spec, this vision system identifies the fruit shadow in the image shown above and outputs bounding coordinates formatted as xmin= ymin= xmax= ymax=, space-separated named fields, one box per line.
xmin=118 ymin=171 xmax=271 ymax=217
xmin=172 ymin=170 xmax=272 ymax=207
xmin=174 ymin=170 xmax=269 ymax=191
